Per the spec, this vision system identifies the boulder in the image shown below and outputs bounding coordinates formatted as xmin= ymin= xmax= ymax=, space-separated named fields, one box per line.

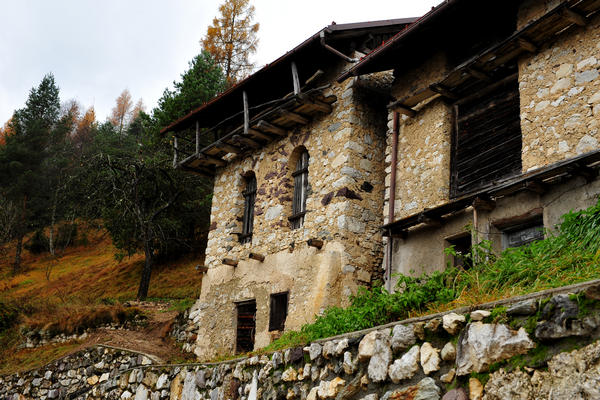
xmin=281 ymin=367 xmax=297 ymax=382
xmin=441 ymin=388 xmax=467 ymax=400
xmin=442 ymin=313 xmax=466 ymax=335
xmin=469 ymin=378 xmax=483 ymax=400
xmin=359 ymin=329 xmax=390 ymax=362
xmin=441 ymin=342 xmax=456 ymax=361
xmin=368 ymin=333 xmax=393 ymax=382
xmin=420 ymin=342 xmax=441 ymax=375
xmin=425 ymin=318 xmax=442 ymax=333
xmin=535 ymin=294 xmax=598 ymax=340
xmin=317 ymin=377 xmax=346 ymax=399
xmin=391 ymin=324 xmax=416 ymax=352
xmin=305 ymin=343 xmax=322 ymax=361
xmin=388 ymin=345 xmax=420 ymax=383
xmin=343 ymin=352 xmax=357 ymax=375
xmin=456 ymin=323 xmax=535 ymax=375
xmin=440 ymin=368 xmax=455 ymax=384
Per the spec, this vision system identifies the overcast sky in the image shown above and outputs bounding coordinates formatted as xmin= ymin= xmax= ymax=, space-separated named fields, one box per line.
xmin=0 ymin=0 xmax=440 ymax=125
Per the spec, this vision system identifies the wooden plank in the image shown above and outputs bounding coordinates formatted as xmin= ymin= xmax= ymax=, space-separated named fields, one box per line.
xmin=199 ymin=153 xmax=227 ymax=167
xmin=430 ymin=83 xmax=458 ymax=100
xmin=389 ymin=102 xmax=416 ymax=117
xmin=256 ymin=120 xmax=287 ymax=137
xmin=561 ymin=8 xmax=587 ymax=26
xmin=215 ymin=141 xmax=241 ymax=154
xmin=281 ymin=110 xmax=309 ymax=124
xmin=305 ymin=69 xmax=324 ymax=86
xmin=233 ymin=134 xmax=261 ymax=149
xmin=223 ymin=258 xmax=238 ymax=267
xmin=307 ymin=239 xmax=324 ymax=249
xmin=517 ymin=37 xmax=538 ymax=52
xmin=305 ymin=99 xmax=332 ymax=113
xmin=248 ymin=252 xmax=265 ymax=262
xmin=467 ymin=67 xmax=492 ymax=82
xmin=247 ymin=128 xmax=272 ymax=141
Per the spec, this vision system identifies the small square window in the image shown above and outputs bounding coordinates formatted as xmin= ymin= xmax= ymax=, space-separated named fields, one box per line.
xmin=501 ymin=217 xmax=544 ymax=249
xmin=446 ymin=234 xmax=472 ymax=269
xmin=269 ymin=292 xmax=289 ymax=332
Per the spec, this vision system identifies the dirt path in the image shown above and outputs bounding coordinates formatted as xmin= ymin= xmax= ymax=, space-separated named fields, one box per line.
xmin=76 ymin=301 xmax=194 ymax=363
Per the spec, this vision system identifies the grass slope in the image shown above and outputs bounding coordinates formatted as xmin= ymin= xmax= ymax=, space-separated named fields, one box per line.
xmin=0 ymin=223 xmax=203 ymax=374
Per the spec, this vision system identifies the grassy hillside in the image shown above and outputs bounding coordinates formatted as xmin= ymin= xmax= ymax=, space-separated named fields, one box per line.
xmin=0 ymin=223 xmax=203 ymax=374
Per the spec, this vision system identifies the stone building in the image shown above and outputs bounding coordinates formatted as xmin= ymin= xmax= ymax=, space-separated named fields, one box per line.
xmin=340 ymin=0 xmax=600 ymax=289
xmin=162 ymin=19 xmax=416 ymax=359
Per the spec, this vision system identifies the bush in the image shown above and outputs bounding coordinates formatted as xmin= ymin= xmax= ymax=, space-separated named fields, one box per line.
xmin=0 ymin=299 xmax=20 ymax=331
xmin=25 ymin=230 xmax=49 ymax=254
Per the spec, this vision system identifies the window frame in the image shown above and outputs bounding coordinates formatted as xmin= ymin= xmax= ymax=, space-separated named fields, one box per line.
xmin=240 ymin=173 xmax=256 ymax=244
xmin=289 ymin=150 xmax=309 ymax=229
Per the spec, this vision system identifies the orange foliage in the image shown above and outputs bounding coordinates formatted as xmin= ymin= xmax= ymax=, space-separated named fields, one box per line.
xmin=201 ymin=0 xmax=259 ymax=84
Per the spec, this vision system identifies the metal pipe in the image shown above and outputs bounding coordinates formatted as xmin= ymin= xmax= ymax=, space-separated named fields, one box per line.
xmin=385 ymin=112 xmax=400 ymax=291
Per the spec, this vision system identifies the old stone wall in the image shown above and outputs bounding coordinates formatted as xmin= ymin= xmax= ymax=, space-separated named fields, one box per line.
xmin=5 ymin=282 xmax=600 ymax=400
xmin=519 ymin=12 xmax=600 ymax=172
xmin=192 ymin=63 xmax=388 ymax=359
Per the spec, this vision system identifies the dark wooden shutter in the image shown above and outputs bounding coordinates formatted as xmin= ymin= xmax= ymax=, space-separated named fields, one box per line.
xmin=269 ymin=292 xmax=289 ymax=332
xmin=291 ymin=151 xmax=309 ymax=229
xmin=241 ymin=174 xmax=256 ymax=243
xmin=452 ymin=78 xmax=522 ymax=196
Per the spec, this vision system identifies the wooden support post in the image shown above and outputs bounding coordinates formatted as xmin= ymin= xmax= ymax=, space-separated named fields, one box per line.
xmin=281 ymin=110 xmax=309 ymax=124
xmin=173 ymin=135 xmax=178 ymax=168
xmin=248 ymin=252 xmax=265 ymax=262
xmin=248 ymin=128 xmax=272 ymax=141
xmin=562 ymin=8 xmax=587 ymax=26
xmin=257 ymin=120 xmax=287 ymax=137
xmin=243 ymin=91 xmax=249 ymax=135
xmin=223 ymin=258 xmax=238 ymax=267
xmin=307 ymin=238 xmax=323 ymax=249
xmin=291 ymin=62 xmax=301 ymax=95
xmin=195 ymin=120 xmax=200 ymax=154
xmin=517 ymin=37 xmax=537 ymax=53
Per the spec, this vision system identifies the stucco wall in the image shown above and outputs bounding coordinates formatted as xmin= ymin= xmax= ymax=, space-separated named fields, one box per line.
xmin=519 ymin=12 xmax=600 ymax=172
xmin=191 ymin=65 xmax=389 ymax=360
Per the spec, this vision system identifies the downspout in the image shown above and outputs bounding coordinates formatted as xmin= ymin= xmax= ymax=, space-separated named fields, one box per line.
xmin=385 ymin=111 xmax=400 ymax=292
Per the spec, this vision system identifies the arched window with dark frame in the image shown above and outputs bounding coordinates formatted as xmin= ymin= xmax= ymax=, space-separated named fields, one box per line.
xmin=240 ymin=173 xmax=256 ymax=244
xmin=290 ymin=150 xmax=309 ymax=229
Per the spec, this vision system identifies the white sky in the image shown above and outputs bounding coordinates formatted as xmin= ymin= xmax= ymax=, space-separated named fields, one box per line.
xmin=0 ymin=0 xmax=440 ymax=125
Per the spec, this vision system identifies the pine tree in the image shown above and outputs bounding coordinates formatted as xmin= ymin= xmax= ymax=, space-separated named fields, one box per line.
xmin=201 ymin=0 xmax=259 ymax=85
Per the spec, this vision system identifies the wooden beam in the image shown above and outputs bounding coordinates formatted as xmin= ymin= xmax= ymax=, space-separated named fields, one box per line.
xmin=247 ymin=128 xmax=272 ymax=141
xmin=467 ymin=67 xmax=492 ymax=82
xmin=430 ymin=83 xmax=457 ymax=100
xmin=517 ymin=37 xmax=537 ymax=53
xmin=248 ymin=252 xmax=265 ymax=262
xmin=215 ymin=141 xmax=241 ymax=154
xmin=281 ymin=110 xmax=309 ymax=124
xmin=199 ymin=153 xmax=227 ymax=167
xmin=291 ymin=61 xmax=301 ymax=95
xmin=524 ymin=180 xmax=546 ymax=195
xmin=472 ymin=197 xmax=496 ymax=212
xmin=573 ymin=163 xmax=598 ymax=182
xmin=180 ymin=165 xmax=214 ymax=178
xmin=561 ymin=8 xmax=587 ymax=26
xmin=305 ymin=99 xmax=332 ymax=113
xmin=417 ymin=212 xmax=443 ymax=227
xmin=307 ymin=238 xmax=324 ymax=249
xmin=257 ymin=120 xmax=287 ymax=137
xmin=223 ymin=258 xmax=238 ymax=267
xmin=233 ymin=134 xmax=261 ymax=149
xmin=389 ymin=102 xmax=416 ymax=117
xmin=243 ymin=91 xmax=249 ymax=135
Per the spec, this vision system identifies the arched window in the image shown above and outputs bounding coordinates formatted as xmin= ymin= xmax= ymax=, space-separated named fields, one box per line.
xmin=240 ymin=172 xmax=256 ymax=244
xmin=290 ymin=150 xmax=309 ymax=229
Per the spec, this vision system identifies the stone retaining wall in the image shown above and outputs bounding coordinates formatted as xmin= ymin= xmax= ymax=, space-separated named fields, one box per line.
xmin=5 ymin=281 xmax=600 ymax=399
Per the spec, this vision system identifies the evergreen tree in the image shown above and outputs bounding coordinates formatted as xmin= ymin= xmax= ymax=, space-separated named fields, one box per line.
xmin=0 ymin=74 xmax=61 ymax=273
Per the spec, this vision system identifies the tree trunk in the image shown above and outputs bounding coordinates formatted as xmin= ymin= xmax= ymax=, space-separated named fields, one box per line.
xmin=13 ymin=233 xmax=23 ymax=275
xmin=49 ymin=187 xmax=59 ymax=256
xmin=137 ymin=240 xmax=154 ymax=300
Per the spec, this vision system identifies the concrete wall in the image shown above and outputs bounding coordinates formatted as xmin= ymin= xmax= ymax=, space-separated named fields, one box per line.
xmin=192 ymin=62 xmax=389 ymax=360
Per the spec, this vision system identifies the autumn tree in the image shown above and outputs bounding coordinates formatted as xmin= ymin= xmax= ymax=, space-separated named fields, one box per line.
xmin=201 ymin=0 xmax=259 ymax=84
xmin=110 ymin=89 xmax=142 ymax=136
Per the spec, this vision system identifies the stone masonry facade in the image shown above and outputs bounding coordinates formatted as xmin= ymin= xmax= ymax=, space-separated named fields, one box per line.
xmin=190 ymin=64 xmax=390 ymax=359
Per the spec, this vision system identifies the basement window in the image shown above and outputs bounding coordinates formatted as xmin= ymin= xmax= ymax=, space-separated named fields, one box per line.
xmin=236 ymin=300 xmax=256 ymax=354
xmin=446 ymin=234 xmax=472 ymax=269
xmin=269 ymin=292 xmax=289 ymax=332
xmin=501 ymin=216 xmax=544 ymax=249
xmin=451 ymin=74 xmax=522 ymax=197
xmin=240 ymin=172 xmax=256 ymax=244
